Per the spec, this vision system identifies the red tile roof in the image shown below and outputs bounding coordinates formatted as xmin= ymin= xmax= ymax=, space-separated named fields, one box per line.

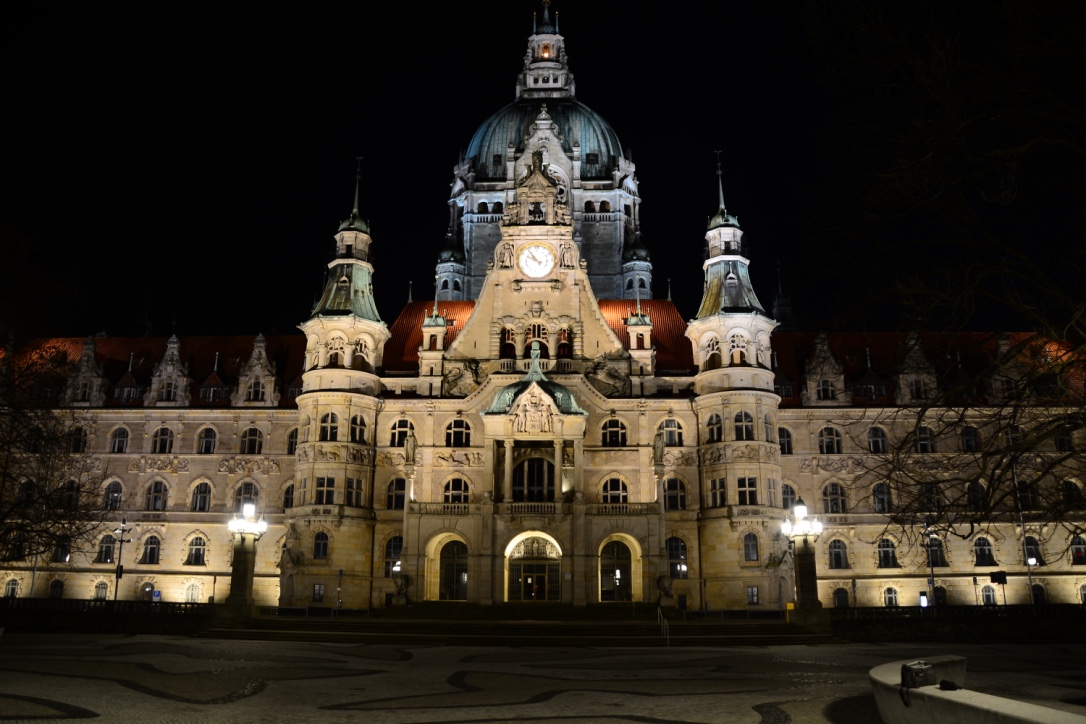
xmin=597 ymin=300 xmax=694 ymax=373
xmin=383 ymin=301 xmax=476 ymax=372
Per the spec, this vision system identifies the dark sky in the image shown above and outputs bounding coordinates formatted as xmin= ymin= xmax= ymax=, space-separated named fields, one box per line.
xmin=2 ymin=2 xmax=1081 ymax=339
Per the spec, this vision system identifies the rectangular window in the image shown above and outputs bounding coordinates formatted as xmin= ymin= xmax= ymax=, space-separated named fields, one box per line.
xmin=767 ymin=479 xmax=779 ymax=508
xmin=315 ymin=477 xmax=335 ymax=505
xmin=710 ymin=478 xmax=726 ymax=508
xmin=737 ymin=477 xmax=758 ymax=506
xmin=345 ymin=478 xmax=363 ymax=507
xmin=816 ymin=380 xmax=836 ymax=400
xmin=746 ymin=586 xmax=759 ymax=605
xmin=313 ymin=583 xmax=325 ymax=602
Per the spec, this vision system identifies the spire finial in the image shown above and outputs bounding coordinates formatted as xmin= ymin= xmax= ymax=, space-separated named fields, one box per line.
xmin=533 ymin=10 xmax=537 ymax=33
xmin=667 ymin=278 xmax=673 ymax=302
xmin=213 ymin=351 xmax=219 ymax=372
xmin=407 ymin=280 xmax=413 ymax=304
xmin=128 ymin=352 xmax=134 ymax=372
xmin=634 ymin=278 xmax=643 ymax=317
xmin=432 ymin=276 xmax=440 ymax=316
xmin=353 ymin=156 xmax=363 ymax=213
xmin=542 ymin=0 xmax=551 ymax=25
xmin=714 ymin=149 xmax=726 ymax=213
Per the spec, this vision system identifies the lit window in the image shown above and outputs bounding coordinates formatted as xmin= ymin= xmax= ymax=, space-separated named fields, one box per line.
xmin=884 ymin=587 xmax=899 ymax=607
xmin=981 ymin=585 xmax=997 ymax=605
xmin=94 ymin=582 xmax=109 ymax=600
xmin=666 ymin=537 xmax=688 ymax=579
xmin=312 ymin=583 xmax=325 ymax=602
xmin=746 ymin=586 xmax=759 ymax=604
xmin=384 ymin=536 xmax=403 ymax=577
xmin=1024 ymin=536 xmax=1044 ymax=565
xmin=95 ymin=535 xmax=115 ymax=564
xmin=234 ymin=482 xmax=258 ymax=512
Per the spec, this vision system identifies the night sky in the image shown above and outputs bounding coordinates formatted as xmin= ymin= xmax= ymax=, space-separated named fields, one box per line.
xmin=2 ymin=2 xmax=1082 ymax=340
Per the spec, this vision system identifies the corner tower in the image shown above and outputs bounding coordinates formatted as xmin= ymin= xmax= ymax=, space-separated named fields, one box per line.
xmin=685 ymin=159 xmax=785 ymax=609
xmin=283 ymin=163 xmax=391 ymax=608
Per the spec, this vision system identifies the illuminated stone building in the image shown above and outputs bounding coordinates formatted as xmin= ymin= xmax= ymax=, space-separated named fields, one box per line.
xmin=5 ymin=4 xmax=1084 ymax=611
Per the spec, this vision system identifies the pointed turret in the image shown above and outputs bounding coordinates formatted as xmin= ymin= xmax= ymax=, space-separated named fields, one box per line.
xmin=517 ymin=1 xmax=576 ymax=100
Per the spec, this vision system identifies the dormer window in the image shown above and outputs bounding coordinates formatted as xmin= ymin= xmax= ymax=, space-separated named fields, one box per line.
xmin=160 ymin=381 xmax=176 ymax=402
xmin=817 ymin=379 xmax=836 ymax=401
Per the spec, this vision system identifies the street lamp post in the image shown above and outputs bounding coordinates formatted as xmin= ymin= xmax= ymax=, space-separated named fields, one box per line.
xmin=226 ymin=503 xmax=268 ymax=612
xmin=113 ymin=517 xmax=133 ymax=601
xmin=781 ymin=498 xmax=824 ymax=612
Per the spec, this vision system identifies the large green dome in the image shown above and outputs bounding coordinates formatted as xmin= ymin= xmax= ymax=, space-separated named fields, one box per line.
xmin=465 ymin=98 xmax=624 ymax=182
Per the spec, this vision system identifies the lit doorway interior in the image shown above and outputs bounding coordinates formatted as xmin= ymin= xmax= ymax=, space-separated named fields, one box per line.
xmin=507 ymin=536 xmax=561 ymax=601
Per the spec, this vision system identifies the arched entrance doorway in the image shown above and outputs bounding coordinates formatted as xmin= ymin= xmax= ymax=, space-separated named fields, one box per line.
xmin=507 ymin=536 xmax=561 ymax=601
xmin=440 ymin=541 xmax=468 ymax=600
xmin=833 ymin=587 xmax=849 ymax=608
xmin=600 ymin=541 xmax=632 ymax=602
xmin=139 ymin=582 xmax=155 ymax=601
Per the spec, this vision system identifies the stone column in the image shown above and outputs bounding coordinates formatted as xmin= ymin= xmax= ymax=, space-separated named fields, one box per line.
xmin=503 ymin=439 xmax=514 ymax=502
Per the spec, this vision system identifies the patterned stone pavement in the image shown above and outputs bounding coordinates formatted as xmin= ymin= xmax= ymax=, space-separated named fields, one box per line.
xmin=1 ymin=633 xmax=1085 ymax=723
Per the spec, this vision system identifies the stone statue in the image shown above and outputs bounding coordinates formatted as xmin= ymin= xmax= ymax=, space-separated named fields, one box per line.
xmin=404 ymin=429 xmax=418 ymax=464
xmin=653 ymin=429 xmax=666 ymax=465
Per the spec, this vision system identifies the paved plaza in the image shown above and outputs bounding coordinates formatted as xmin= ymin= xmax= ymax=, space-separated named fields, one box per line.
xmin=1 ymin=633 xmax=1085 ymax=723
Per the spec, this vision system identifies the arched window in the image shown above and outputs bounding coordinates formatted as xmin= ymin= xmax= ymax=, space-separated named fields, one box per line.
xmin=4 ymin=580 xmax=18 ymax=598
xmin=186 ymin=583 xmax=201 ymax=603
xmin=62 ymin=480 xmax=80 ymax=509
xmin=828 ymin=539 xmax=849 ymax=569
xmin=145 ymin=481 xmax=167 ymax=511
xmin=186 ymin=537 xmax=206 ymax=565
xmin=49 ymin=580 xmax=64 ymax=599
xmin=191 ymin=482 xmax=211 ymax=512
xmin=1031 ymin=584 xmax=1046 ymax=605
xmin=868 ymin=427 xmax=887 ymax=453
xmin=664 ymin=478 xmax=686 ymax=511
xmin=390 ymin=419 xmax=414 ymax=447
xmin=1071 ymin=536 xmax=1086 ymax=565
xmin=286 ymin=428 xmax=298 ymax=455
xmin=1023 ymin=536 xmax=1044 ymax=565
xmin=319 ymin=413 xmax=338 ymax=442
xmin=982 ymin=584 xmax=998 ymax=605
xmin=601 ymin=478 xmax=628 ymax=504
xmin=1063 ymin=481 xmax=1084 ymax=509
xmin=914 ymin=426 xmax=937 ymax=453
xmin=706 ymin=414 xmax=723 ymax=444
xmin=974 ymin=537 xmax=996 ymax=566
xmin=313 ymin=532 xmax=329 ymax=560
xmin=818 ymin=427 xmax=842 ymax=454
xmin=350 ymin=415 xmax=367 ymax=444
xmin=440 ymin=541 xmax=469 ymax=600
xmin=961 ymin=426 xmax=980 ymax=452
xmin=601 ymin=419 xmax=627 ymax=447
xmin=197 ymin=428 xmax=217 ymax=454
xmin=704 ymin=338 xmax=721 ymax=370
xmin=246 ymin=380 xmax=266 ymax=402
xmin=384 ymin=536 xmax=403 ymax=577
xmin=968 ymin=481 xmax=987 ymax=512
xmin=659 ymin=419 xmax=683 ymax=447
xmin=444 ymin=478 xmax=470 ymax=503
xmin=282 ymin=484 xmax=294 ymax=510
xmin=1007 ymin=424 xmax=1025 ymax=447
xmin=927 ymin=537 xmax=948 ymax=567
xmin=584 ymin=200 xmax=596 ymax=213
xmin=513 ymin=459 xmax=555 ymax=502
xmin=884 ymin=587 xmax=899 ymax=607
xmin=822 ymin=483 xmax=847 ymax=513
xmin=781 ymin=483 xmax=796 ymax=510
xmin=151 ymin=427 xmax=174 ymax=454
xmin=234 ymin=482 xmax=258 ymax=511
xmin=139 ymin=536 xmax=160 ymax=564
xmin=1055 ymin=428 xmax=1075 ymax=453
xmin=778 ymin=428 xmax=793 ymax=455
xmin=240 ymin=427 xmax=263 ymax=455
xmin=445 ymin=419 xmax=471 ymax=447
xmin=68 ymin=427 xmax=87 ymax=453
xmin=743 ymin=533 xmax=759 ymax=561
xmin=877 ymin=539 xmax=899 ymax=568
xmin=95 ymin=535 xmax=115 ymax=564
xmin=110 ymin=428 xmax=129 ymax=454
xmin=666 ymin=537 xmax=688 ymax=579
xmin=104 ymin=481 xmax=122 ymax=510
xmin=734 ymin=412 xmax=754 ymax=441
xmin=94 ymin=582 xmax=109 ymax=601
xmin=386 ymin=479 xmax=406 ymax=510
xmin=833 ymin=588 xmax=850 ymax=609
xmin=873 ymin=482 xmax=893 ymax=513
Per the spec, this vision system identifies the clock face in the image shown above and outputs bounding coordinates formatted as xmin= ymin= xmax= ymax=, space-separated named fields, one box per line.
xmin=518 ymin=244 xmax=556 ymax=278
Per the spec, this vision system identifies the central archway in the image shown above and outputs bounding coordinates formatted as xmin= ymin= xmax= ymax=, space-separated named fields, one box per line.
xmin=504 ymin=532 xmax=563 ymax=602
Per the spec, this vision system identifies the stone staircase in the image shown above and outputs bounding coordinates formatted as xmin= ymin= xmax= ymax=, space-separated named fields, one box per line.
xmin=200 ymin=603 xmax=841 ymax=647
